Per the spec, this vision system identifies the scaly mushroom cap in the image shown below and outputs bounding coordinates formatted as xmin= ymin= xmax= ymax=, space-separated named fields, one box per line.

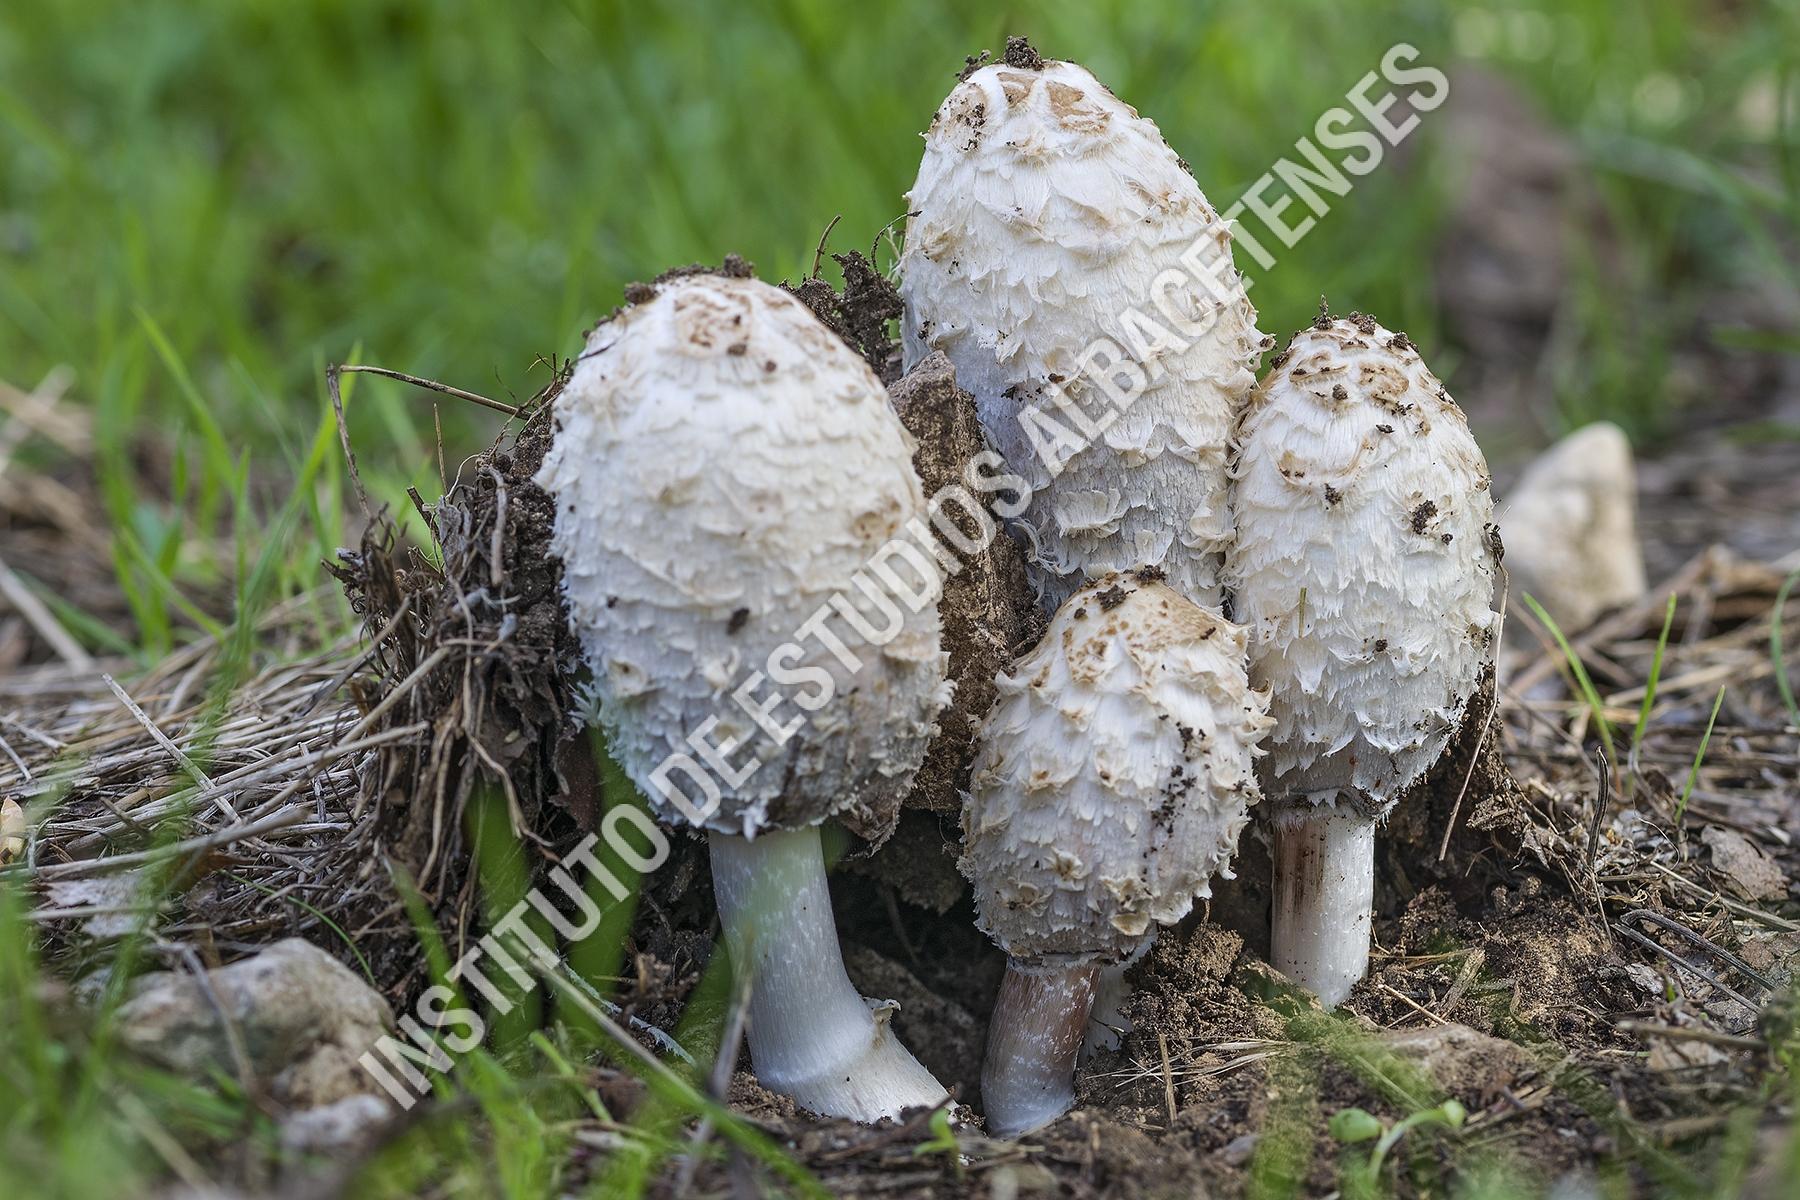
xmin=1227 ymin=314 xmax=1500 ymax=820
xmin=899 ymin=55 xmax=1264 ymax=611
xmin=960 ymin=571 xmax=1271 ymax=967
xmin=537 ymin=272 xmax=949 ymax=838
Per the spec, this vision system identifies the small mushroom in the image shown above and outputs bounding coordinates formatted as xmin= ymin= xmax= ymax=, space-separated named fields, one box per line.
xmin=1227 ymin=313 xmax=1499 ymax=1007
xmin=538 ymin=270 xmax=951 ymax=1122
xmin=900 ymin=45 xmax=1263 ymax=612
xmin=961 ymin=571 xmax=1270 ymax=1136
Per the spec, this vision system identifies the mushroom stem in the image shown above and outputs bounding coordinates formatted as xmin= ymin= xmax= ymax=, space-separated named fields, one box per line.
xmin=708 ymin=826 xmax=948 ymax=1123
xmin=981 ymin=961 xmax=1101 ymax=1138
xmin=1270 ymin=807 xmax=1376 ymax=1008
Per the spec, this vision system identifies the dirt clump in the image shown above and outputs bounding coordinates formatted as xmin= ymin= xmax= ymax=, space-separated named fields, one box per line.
xmin=884 ymin=352 xmax=1039 ymax=815
xmin=782 ymin=249 xmax=906 ymax=383
xmin=328 ymin=365 xmax=593 ymax=994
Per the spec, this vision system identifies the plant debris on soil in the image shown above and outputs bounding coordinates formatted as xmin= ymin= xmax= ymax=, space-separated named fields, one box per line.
xmin=4 ymin=253 xmax=1799 ymax=1197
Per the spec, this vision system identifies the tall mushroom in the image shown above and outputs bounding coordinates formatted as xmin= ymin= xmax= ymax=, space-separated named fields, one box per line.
xmin=537 ymin=267 xmax=951 ymax=1122
xmin=962 ymin=570 xmax=1270 ymax=1137
xmin=1227 ymin=312 xmax=1500 ymax=1008
xmin=900 ymin=39 xmax=1265 ymax=613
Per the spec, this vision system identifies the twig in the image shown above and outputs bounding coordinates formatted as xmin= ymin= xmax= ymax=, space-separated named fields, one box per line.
xmin=1437 ymin=947 xmax=1486 ymax=1016
xmin=1510 ymin=549 xmax=1718 ymax=696
xmin=335 ymin=365 xmax=521 ymax=418
xmin=176 ymin=944 xmax=264 ymax=1108
xmin=1591 ymin=752 xmax=1620 ymax=874
xmin=20 ymin=807 xmax=307 ymax=880
xmin=1616 ymin=1021 xmax=1765 ymax=1052
xmin=1437 ymin=577 xmax=1506 ymax=863
xmin=672 ymin=958 xmax=754 ymax=1199
xmin=486 ymin=467 xmax=508 ymax=589
xmin=102 ymin=673 xmax=224 ymax=804
xmin=1636 ymin=860 xmax=1800 ymax=932
xmin=1375 ymin=982 xmax=1449 ymax=1026
xmin=0 ymin=727 xmax=30 ymax=783
xmin=1614 ymin=909 xmax=1769 ymax=1012
xmin=0 ymin=552 xmax=93 ymax=669
xmin=810 ymin=214 xmax=843 ymax=278
xmin=326 ymin=366 xmax=371 ymax=521
xmin=1158 ymin=1031 xmax=1179 ymax=1127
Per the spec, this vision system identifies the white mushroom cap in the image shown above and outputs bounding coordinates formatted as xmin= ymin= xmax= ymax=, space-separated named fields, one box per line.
xmin=900 ymin=55 xmax=1264 ymax=611
xmin=1227 ymin=314 xmax=1500 ymax=819
xmin=537 ymin=271 xmax=949 ymax=838
xmin=960 ymin=571 xmax=1271 ymax=967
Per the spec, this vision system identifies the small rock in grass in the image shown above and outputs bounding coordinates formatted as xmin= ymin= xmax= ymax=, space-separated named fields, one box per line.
xmin=1221 ymin=1132 xmax=1260 ymax=1167
xmin=1379 ymin=1022 xmax=1540 ymax=1106
xmin=1500 ymin=422 xmax=1646 ymax=633
xmin=279 ymin=1093 xmax=395 ymax=1155
xmin=114 ymin=938 xmax=393 ymax=1107
xmin=1647 ymin=1037 xmax=1728 ymax=1071
xmin=1700 ymin=825 xmax=1788 ymax=902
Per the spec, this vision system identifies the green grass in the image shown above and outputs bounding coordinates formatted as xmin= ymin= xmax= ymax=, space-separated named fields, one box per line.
xmin=1673 ymin=684 xmax=1728 ymax=824
xmin=1522 ymin=591 xmax=1618 ymax=764
xmin=1633 ymin=593 xmax=1679 ymax=751
xmin=1773 ymin=567 xmax=1800 ymax=729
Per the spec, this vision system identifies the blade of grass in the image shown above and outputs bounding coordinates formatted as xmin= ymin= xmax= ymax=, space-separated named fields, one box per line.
xmin=135 ymin=308 xmax=239 ymax=534
xmin=222 ymin=871 xmax=376 ymax=989
xmin=1522 ymin=593 xmax=1617 ymax=764
xmin=1674 ymin=686 xmax=1727 ymax=825
xmin=1773 ymin=568 xmax=1799 ymax=730
xmin=1633 ymin=593 xmax=1678 ymax=750
xmin=542 ymin=970 xmax=828 ymax=1200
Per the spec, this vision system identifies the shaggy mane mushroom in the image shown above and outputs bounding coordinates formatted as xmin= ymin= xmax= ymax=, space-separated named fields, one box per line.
xmin=961 ymin=570 xmax=1270 ymax=1136
xmin=1227 ymin=312 xmax=1499 ymax=1007
xmin=900 ymin=46 xmax=1265 ymax=613
xmin=537 ymin=268 xmax=952 ymax=1122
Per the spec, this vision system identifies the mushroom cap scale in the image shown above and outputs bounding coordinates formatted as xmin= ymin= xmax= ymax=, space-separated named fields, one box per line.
xmin=537 ymin=273 xmax=949 ymax=838
xmin=900 ymin=57 xmax=1264 ymax=610
xmin=960 ymin=572 xmax=1271 ymax=967
xmin=1227 ymin=315 xmax=1499 ymax=818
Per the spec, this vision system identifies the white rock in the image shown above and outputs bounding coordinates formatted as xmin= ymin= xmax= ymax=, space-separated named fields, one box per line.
xmin=537 ymin=271 xmax=950 ymax=838
xmin=1499 ymin=421 xmax=1646 ymax=633
xmin=900 ymin=55 xmax=1264 ymax=612
xmin=1228 ymin=314 xmax=1500 ymax=817
xmin=961 ymin=571 xmax=1271 ymax=966
xmin=114 ymin=938 xmax=392 ymax=1107
xmin=279 ymin=1093 xmax=395 ymax=1155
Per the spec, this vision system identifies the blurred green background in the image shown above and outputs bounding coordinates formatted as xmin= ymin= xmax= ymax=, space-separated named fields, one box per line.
xmin=0 ymin=0 xmax=1796 ymax=653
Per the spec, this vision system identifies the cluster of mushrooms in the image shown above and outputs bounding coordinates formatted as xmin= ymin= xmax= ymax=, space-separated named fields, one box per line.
xmin=536 ymin=43 xmax=1500 ymax=1138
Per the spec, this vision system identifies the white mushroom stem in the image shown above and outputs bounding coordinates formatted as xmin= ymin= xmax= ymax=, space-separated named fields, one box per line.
xmin=708 ymin=826 xmax=948 ymax=1123
xmin=1269 ymin=807 xmax=1376 ymax=1009
xmin=981 ymin=962 xmax=1101 ymax=1139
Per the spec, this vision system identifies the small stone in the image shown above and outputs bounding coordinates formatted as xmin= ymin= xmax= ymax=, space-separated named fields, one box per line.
xmin=1379 ymin=1022 xmax=1540 ymax=1105
xmin=279 ymin=1093 xmax=394 ymax=1155
xmin=43 ymin=873 xmax=150 ymax=940
xmin=1647 ymin=1037 xmax=1727 ymax=1071
xmin=1221 ymin=1132 xmax=1260 ymax=1167
xmin=1500 ymin=422 xmax=1647 ymax=632
xmin=0 ymin=797 xmax=24 ymax=863
xmin=1623 ymin=962 xmax=1667 ymax=996
xmin=114 ymin=939 xmax=393 ymax=1106
xmin=1700 ymin=825 xmax=1788 ymax=902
